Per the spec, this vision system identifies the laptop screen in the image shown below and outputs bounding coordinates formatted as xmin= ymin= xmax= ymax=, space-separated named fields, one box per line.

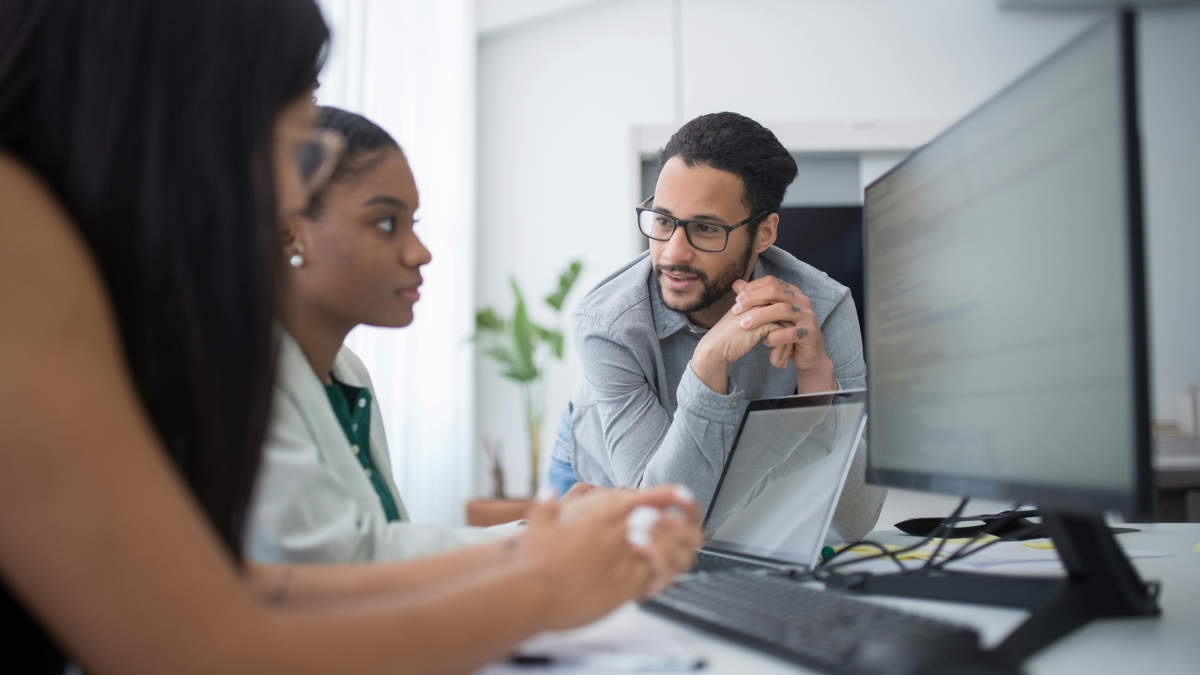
xmin=702 ymin=390 xmax=868 ymax=568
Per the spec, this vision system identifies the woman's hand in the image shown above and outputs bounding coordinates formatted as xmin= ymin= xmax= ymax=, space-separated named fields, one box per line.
xmin=559 ymin=486 xmax=701 ymax=594
xmin=515 ymin=486 xmax=701 ymax=629
xmin=627 ymin=495 xmax=704 ymax=596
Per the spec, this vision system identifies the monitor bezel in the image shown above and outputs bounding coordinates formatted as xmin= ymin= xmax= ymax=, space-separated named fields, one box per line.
xmin=862 ymin=10 xmax=1154 ymax=520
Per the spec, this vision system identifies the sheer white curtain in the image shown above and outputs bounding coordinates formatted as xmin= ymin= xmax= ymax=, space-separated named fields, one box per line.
xmin=315 ymin=0 xmax=477 ymax=526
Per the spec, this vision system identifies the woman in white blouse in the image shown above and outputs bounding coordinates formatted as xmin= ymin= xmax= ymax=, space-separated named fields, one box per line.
xmin=244 ymin=107 xmax=590 ymax=564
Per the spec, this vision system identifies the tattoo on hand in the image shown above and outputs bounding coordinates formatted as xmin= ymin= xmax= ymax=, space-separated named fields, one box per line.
xmin=796 ymin=328 xmax=808 ymax=340
xmin=790 ymin=305 xmax=801 ymax=314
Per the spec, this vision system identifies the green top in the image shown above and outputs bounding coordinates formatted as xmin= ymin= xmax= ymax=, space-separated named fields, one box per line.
xmin=324 ymin=379 xmax=401 ymax=522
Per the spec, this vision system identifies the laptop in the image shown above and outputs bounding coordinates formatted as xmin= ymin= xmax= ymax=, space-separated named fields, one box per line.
xmin=689 ymin=389 xmax=868 ymax=574
xmin=643 ymin=389 xmax=981 ymax=672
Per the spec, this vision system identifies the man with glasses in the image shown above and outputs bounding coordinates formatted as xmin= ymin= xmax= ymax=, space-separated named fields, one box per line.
xmin=548 ymin=113 xmax=884 ymax=542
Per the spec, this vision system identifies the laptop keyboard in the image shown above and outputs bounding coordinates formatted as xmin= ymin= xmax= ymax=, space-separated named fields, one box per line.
xmin=645 ymin=572 xmax=980 ymax=673
xmin=690 ymin=550 xmax=777 ymax=574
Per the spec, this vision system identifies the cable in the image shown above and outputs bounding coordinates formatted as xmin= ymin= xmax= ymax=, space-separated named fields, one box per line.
xmin=814 ymin=537 xmax=919 ymax=574
xmin=928 ymin=502 xmax=1031 ymax=570
xmin=763 ymin=542 xmax=914 ymax=584
xmin=921 ymin=498 xmax=971 ymax=569
xmin=767 ymin=499 xmax=1047 ymax=585
xmin=823 ymin=497 xmax=968 ymax=573
xmin=923 ymin=501 xmax=1022 ymax=570
xmin=802 ymin=497 xmax=971 ymax=577
xmin=820 ymin=541 xmax=910 ymax=574
xmin=933 ymin=520 xmax=1046 ymax=569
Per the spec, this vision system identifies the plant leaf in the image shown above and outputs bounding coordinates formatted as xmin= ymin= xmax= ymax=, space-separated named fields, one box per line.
xmin=529 ymin=322 xmax=552 ymax=342
xmin=501 ymin=367 xmax=532 ymax=382
xmin=544 ymin=259 xmax=583 ymax=312
xmin=507 ymin=277 xmax=539 ymax=382
xmin=531 ymin=322 xmax=565 ymax=360
xmin=483 ymin=345 xmax=516 ymax=367
xmin=475 ymin=307 xmax=505 ymax=332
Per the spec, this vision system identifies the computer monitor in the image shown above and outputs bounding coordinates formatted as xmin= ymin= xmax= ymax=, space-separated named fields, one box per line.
xmin=863 ymin=12 xmax=1152 ymax=519
xmin=860 ymin=10 xmax=1158 ymax=661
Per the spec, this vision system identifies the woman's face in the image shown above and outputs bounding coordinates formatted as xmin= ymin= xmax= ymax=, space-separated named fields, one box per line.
xmin=289 ymin=148 xmax=430 ymax=329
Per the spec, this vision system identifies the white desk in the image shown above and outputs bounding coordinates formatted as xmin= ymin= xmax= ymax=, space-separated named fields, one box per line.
xmin=536 ymin=524 xmax=1200 ymax=674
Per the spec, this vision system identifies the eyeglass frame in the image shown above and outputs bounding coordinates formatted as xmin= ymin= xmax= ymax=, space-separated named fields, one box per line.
xmin=635 ymin=195 xmax=769 ymax=253
xmin=296 ymin=128 xmax=346 ymax=197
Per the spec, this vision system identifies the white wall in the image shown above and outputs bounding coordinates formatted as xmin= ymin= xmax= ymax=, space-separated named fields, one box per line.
xmin=476 ymin=0 xmax=1200 ymax=496
xmin=1140 ymin=7 xmax=1200 ymax=424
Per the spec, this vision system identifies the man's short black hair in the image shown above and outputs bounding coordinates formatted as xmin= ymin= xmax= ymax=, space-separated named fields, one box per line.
xmin=658 ymin=112 xmax=797 ymax=229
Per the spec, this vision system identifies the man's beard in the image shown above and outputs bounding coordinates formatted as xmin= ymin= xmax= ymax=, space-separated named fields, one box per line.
xmin=654 ymin=238 xmax=754 ymax=315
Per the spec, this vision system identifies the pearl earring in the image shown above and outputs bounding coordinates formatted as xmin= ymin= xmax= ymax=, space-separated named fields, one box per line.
xmin=289 ymin=243 xmax=306 ymax=268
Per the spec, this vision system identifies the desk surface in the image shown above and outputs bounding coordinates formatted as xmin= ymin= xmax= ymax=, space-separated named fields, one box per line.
xmin=545 ymin=523 xmax=1200 ymax=675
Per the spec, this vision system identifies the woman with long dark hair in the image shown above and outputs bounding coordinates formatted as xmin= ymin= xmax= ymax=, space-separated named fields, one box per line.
xmin=0 ymin=1 xmax=700 ymax=673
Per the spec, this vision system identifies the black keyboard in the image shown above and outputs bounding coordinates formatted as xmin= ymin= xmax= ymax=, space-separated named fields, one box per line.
xmin=690 ymin=550 xmax=777 ymax=574
xmin=645 ymin=572 xmax=980 ymax=674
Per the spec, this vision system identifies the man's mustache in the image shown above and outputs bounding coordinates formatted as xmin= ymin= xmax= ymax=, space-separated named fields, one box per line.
xmin=655 ymin=264 xmax=710 ymax=283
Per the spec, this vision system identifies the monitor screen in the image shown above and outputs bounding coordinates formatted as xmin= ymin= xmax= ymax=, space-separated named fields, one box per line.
xmin=703 ymin=391 xmax=867 ymax=567
xmin=863 ymin=15 xmax=1148 ymax=513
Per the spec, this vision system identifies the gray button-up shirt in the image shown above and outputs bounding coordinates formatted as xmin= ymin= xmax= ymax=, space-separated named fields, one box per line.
xmin=568 ymin=246 xmax=886 ymax=543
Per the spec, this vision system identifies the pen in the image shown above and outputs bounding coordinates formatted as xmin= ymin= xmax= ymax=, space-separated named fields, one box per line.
xmin=509 ymin=652 xmax=707 ymax=671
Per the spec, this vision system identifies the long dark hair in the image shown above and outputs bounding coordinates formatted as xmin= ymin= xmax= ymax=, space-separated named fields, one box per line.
xmin=0 ymin=0 xmax=329 ymax=554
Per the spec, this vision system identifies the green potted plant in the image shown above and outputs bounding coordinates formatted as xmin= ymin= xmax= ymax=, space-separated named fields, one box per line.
xmin=474 ymin=260 xmax=583 ymax=498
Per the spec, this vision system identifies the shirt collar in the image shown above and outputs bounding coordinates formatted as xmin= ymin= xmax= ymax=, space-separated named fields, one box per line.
xmin=648 ymin=255 xmax=769 ymax=340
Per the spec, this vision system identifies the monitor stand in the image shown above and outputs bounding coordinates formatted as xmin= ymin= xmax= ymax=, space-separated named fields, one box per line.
xmin=834 ymin=510 xmax=1160 ymax=664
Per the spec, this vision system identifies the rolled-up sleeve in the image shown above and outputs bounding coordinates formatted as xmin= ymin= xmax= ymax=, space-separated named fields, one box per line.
xmin=821 ymin=289 xmax=866 ymax=391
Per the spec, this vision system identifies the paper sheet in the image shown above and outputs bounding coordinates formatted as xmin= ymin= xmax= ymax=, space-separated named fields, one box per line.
xmin=475 ymin=630 xmax=703 ymax=674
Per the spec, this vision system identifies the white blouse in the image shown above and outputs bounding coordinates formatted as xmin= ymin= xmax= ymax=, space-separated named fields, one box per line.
xmin=243 ymin=331 xmax=517 ymax=563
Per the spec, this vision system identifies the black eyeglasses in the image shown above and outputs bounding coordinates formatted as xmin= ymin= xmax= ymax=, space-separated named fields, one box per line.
xmin=636 ymin=196 xmax=767 ymax=253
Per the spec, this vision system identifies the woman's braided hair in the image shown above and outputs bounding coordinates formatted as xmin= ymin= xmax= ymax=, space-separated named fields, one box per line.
xmin=304 ymin=106 xmax=400 ymax=218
